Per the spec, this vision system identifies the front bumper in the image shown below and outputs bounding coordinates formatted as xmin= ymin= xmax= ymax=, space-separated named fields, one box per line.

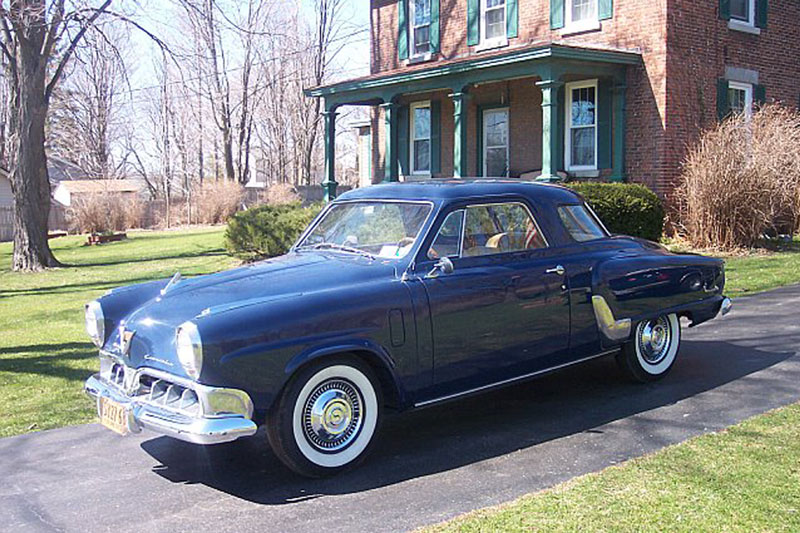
xmin=84 ymin=361 xmax=258 ymax=445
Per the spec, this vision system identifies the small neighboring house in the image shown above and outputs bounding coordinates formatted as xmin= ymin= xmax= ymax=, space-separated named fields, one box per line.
xmin=0 ymin=168 xmax=12 ymax=242
xmin=0 ymin=167 xmax=11 ymax=209
xmin=306 ymin=0 xmax=800 ymax=201
xmin=52 ymin=179 xmax=142 ymax=207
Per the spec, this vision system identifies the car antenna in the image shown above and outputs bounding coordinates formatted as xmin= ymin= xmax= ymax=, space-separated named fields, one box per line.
xmin=160 ymin=272 xmax=182 ymax=296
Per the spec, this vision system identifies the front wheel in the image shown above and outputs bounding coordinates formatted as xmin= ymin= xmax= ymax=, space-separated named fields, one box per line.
xmin=617 ymin=313 xmax=681 ymax=383
xmin=267 ymin=357 xmax=382 ymax=477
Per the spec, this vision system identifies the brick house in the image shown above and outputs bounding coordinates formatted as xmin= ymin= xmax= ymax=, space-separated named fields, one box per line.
xmin=307 ymin=0 xmax=800 ymax=201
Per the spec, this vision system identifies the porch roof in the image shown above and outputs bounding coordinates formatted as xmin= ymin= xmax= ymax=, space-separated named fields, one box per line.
xmin=306 ymin=42 xmax=641 ymax=106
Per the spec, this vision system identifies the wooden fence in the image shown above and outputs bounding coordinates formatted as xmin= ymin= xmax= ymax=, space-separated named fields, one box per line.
xmin=0 ymin=206 xmax=11 ymax=242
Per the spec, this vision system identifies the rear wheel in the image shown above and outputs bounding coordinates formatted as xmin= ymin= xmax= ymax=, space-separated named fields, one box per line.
xmin=267 ymin=356 xmax=382 ymax=477
xmin=617 ymin=313 xmax=681 ymax=383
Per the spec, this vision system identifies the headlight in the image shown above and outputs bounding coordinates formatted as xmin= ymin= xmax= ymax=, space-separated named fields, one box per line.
xmin=176 ymin=321 xmax=203 ymax=380
xmin=85 ymin=300 xmax=105 ymax=348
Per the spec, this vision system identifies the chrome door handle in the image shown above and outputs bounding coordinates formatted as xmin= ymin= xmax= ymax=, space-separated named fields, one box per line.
xmin=546 ymin=265 xmax=566 ymax=276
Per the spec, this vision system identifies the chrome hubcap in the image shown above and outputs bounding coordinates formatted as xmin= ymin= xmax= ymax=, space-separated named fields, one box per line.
xmin=638 ymin=316 xmax=672 ymax=364
xmin=302 ymin=379 xmax=362 ymax=452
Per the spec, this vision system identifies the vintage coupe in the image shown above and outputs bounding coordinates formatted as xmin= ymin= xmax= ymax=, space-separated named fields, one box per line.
xmin=84 ymin=180 xmax=731 ymax=477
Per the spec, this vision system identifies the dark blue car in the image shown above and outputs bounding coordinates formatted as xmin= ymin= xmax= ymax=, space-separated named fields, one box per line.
xmin=84 ymin=180 xmax=731 ymax=477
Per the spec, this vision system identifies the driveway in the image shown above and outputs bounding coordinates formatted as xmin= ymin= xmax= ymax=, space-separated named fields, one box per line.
xmin=3 ymin=285 xmax=800 ymax=533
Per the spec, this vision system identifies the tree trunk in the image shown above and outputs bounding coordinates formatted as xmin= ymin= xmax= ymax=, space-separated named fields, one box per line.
xmin=10 ymin=41 xmax=59 ymax=270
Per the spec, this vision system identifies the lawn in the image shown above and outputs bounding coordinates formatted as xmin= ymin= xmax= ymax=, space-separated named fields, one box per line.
xmin=426 ymin=402 xmax=800 ymax=532
xmin=0 ymin=229 xmax=798 ymax=439
xmin=0 ymin=227 xmax=237 ymax=438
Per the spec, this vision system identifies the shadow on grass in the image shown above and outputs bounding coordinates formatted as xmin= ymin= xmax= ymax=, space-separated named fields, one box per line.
xmin=0 ymin=342 xmax=96 ymax=383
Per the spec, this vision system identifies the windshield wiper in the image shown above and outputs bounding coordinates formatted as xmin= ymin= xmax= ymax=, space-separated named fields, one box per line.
xmin=297 ymin=242 xmax=376 ymax=259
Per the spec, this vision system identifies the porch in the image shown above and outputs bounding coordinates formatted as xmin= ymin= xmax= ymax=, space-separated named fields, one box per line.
xmin=306 ymin=43 xmax=641 ymax=200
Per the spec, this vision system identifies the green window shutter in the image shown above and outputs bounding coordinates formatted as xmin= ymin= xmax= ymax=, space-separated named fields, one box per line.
xmin=755 ymin=84 xmax=767 ymax=106
xmin=756 ymin=0 xmax=768 ymax=28
xmin=550 ymin=0 xmax=564 ymax=29
xmin=398 ymin=0 xmax=408 ymax=60
xmin=506 ymin=0 xmax=519 ymax=38
xmin=599 ymin=0 xmax=613 ymax=20
xmin=719 ymin=0 xmax=730 ymax=20
xmin=597 ymin=80 xmax=613 ymax=169
xmin=430 ymin=0 xmax=440 ymax=52
xmin=398 ymin=105 xmax=410 ymax=177
xmin=431 ymin=101 xmax=441 ymax=175
xmin=717 ymin=78 xmax=730 ymax=120
xmin=467 ymin=0 xmax=480 ymax=46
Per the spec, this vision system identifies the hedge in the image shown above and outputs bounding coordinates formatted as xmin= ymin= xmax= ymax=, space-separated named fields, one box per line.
xmin=224 ymin=203 xmax=322 ymax=260
xmin=567 ymin=182 xmax=664 ymax=242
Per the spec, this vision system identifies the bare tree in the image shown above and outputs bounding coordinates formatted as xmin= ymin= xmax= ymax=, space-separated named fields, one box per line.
xmin=0 ymin=0 xmax=114 ymax=271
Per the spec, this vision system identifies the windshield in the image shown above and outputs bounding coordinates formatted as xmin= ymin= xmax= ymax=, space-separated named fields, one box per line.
xmin=297 ymin=201 xmax=432 ymax=259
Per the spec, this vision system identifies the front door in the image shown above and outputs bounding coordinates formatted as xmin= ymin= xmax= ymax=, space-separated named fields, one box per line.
xmin=418 ymin=201 xmax=570 ymax=400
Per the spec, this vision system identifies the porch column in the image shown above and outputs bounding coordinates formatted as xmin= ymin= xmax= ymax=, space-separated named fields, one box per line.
xmin=536 ymin=79 xmax=564 ymax=182
xmin=322 ymin=108 xmax=338 ymax=201
xmin=380 ymin=101 xmax=399 ymax=182
xmin=450 ymin=91 xmax=470 ymax=178
xmin=611 ymin=84 xmax=627 ymax=182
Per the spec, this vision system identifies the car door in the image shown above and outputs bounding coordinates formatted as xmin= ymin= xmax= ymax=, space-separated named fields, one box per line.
xmin=417 ymin=200 xmax=570 ymax=400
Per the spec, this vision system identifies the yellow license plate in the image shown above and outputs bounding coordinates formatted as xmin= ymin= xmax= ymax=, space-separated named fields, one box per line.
xmin=99 ymin=396 xmax=130 ymax=436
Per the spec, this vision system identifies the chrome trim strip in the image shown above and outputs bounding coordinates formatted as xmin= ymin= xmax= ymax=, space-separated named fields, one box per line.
xmin=414 ymin=349 xmax=620 ymax=408
xmin=591 ymin=295 xmax=633 ymax=341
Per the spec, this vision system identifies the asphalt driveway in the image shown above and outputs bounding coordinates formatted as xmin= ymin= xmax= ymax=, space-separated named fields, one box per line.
xmin=3 ymin=284 xmax=800 ymax=533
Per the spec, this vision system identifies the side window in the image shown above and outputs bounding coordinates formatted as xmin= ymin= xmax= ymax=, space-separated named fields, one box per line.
xmin=428 ymin=210 xmax=464 ymax=259
xmin=558 ymin=204 xmax=608 ymax=242
xmin=462 ymin=203 xmax=546 ymax=257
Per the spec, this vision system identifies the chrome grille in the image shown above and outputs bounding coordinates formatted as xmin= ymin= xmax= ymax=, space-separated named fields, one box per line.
xmin=105 ymin=362 xmax=201 ymax=417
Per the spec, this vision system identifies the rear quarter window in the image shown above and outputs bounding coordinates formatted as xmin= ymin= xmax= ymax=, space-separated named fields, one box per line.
xmin=558 ymin=204 xmax=608 ymax=242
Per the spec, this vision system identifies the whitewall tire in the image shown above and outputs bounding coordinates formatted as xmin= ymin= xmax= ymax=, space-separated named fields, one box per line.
xmin=617 ymin=313 xmax=681 ymax=383
xmin=267 ymin=357 xmax=382 ymax=477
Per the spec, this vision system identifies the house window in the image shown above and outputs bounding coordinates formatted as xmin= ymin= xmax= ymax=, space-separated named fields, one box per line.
xmin=410 ymin=0 xmax=432 ymax=57
xmin=410 ymin=101 xmax=431 ymax=175
xmin=730 ymin=0 xmax=755 ymax=25
xmin=565 ymin=80 xmax=598 ymax=171
xmin=565 ymin=0 xmax=598 ymax=30
xmin=482 ymin=108 xmax=509 ymax=177
xmin=481 ymin=0 xmax=506 ymax=43
xmin=728 ymin=81 xmax=754 ymax=117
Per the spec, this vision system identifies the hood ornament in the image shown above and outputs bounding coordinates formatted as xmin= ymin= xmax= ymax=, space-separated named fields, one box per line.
xmin=118 ymin=325 xmax=136 ymax=356
xmin=160 ymin=272 xmax=182 ymax=296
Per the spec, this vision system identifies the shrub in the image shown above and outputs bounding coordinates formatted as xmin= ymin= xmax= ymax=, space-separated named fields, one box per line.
xmin=568 ymin=182 xmax=664 ymax=241
xmin=225 ymin=202 xmax=322 ymax=260
xmin=194 ymin=181 xmax=244 ymax=224
xmin=264 ymin=183 xmax=302 ymax=205
xmin=675 ymin=104 xmax=800 ymax=250
xmin=67 ymin=193 xmax=144 ymax=234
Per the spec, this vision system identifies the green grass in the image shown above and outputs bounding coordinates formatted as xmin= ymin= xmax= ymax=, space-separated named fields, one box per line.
xmin=426 ymin=403 xmax=800 ymax=532
xmin=724 ymin=241 xmax=800 ymax=296
xmin=0 ymin=227 xmax=237 ymax=438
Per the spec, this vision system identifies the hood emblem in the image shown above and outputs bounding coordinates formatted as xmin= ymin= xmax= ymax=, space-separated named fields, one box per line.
xmin=118 ymin=325 xmax=136 ymax=356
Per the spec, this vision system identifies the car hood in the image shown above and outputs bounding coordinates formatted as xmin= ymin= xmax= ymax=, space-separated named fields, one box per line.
xmin=104 ymin=251 xmax=399 ymax=375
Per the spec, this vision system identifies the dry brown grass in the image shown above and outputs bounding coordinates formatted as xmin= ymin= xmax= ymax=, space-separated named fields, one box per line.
xmin=66 ymin=193 xmax=144 ymax=234
xmin=193 ymin=180 xmax=244 ymax=224
xmin=674 ymin=104 xmax=800 ymax=250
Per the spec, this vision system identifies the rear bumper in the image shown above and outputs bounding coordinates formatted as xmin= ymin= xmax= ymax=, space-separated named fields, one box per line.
xmin=84 ymin=373 xmax=258 ymax=445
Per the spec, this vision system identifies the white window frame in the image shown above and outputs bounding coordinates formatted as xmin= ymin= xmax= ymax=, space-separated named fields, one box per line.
xmin=730 ymin=0 xmax=755 ymax=25
xmin=728 ymin=81 xmax=754 ymax=119
xmin=478 ymin=0 xmax=508 ymax=50
xmin=410 ymin=101 xmax=432 ymax=177
xmin=564 ymin=0 xmax=600 ymax=34
xmin=482 ymin=107 xmax=510 ymax=178
xmin=565 ymin=79 xmax=599 ymax=172
xmin=409 ymin=0 xmax=433 ymax=60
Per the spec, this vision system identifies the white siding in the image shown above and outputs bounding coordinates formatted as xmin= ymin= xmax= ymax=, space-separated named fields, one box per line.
xmin=0 ymin=175 xmax=11 ymax=208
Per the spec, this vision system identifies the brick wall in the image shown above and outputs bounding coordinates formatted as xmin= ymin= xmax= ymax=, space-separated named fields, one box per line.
xmin=368 ymin=0 xmax=800 ymax=197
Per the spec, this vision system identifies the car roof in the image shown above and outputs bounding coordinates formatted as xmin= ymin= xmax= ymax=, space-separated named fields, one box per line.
xmin=336 ymin=179 xmax=583 ymax=205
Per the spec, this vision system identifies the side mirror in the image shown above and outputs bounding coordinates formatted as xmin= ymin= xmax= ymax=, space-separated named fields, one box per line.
xmin=426 ymin=257 xmax=455 ymax=279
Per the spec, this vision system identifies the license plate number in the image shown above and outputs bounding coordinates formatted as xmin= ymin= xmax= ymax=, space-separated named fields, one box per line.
xmin=99 ymin=396 xmax=129 ymax=436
